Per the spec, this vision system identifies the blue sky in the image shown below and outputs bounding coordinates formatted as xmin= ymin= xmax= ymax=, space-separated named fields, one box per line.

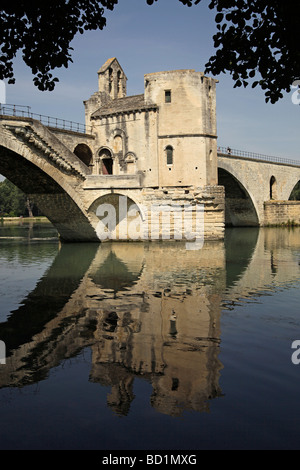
xmin=3 ymin=0 xmax=300 ymax=161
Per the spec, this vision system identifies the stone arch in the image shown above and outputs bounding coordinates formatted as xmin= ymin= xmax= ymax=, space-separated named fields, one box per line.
xmin=289 ymin=180 xmax=300 ymax=200
xmin=218 ymin=168 xmax=259 ymax=226
xmin=110 ymin=128 xmax=126 ymax=146
xmin=110 ymin=129 xmax=126 ymax=171
xmin=113 ymin=135 xmax=123 ymax=154
xmin=88 ymin=192 xmax=146 ymax=241
xmin=98 ymin=147 xmax=114 ymax=175
xmin=73 ymin=143 xmax=93 ymax=167
xmin=0 ymin=124 xmax=98 ymax=241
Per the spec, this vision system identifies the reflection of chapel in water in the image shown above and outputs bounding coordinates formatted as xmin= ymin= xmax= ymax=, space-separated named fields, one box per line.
xmin=87 ymin=242 xmax=225 ymax=416
xmin=0 ymin=241 xmax=225 ymax=417
xmin=1 ymin=229 xmax=299 ymax=416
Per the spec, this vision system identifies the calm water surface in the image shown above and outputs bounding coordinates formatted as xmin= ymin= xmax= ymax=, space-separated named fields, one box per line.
xmin=0 ymin=221 xmax=299 ymax=450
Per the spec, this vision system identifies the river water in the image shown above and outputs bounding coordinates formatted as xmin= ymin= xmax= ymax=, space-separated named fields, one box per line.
xmin=0 ymin=221 xmax=299 ymax=450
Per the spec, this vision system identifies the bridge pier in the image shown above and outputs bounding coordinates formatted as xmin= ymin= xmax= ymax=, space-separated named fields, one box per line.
xmin=29 ymin=193 xmax=100 ymax=242
xmin=84 ymin=184 xmax=225 ymax=244
xmin=264 ymin=200 xmax=300 ymax=226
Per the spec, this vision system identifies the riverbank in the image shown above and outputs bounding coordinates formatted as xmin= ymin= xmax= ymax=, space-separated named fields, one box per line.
xmin=0 ymin=216 xmax=50 ymax=224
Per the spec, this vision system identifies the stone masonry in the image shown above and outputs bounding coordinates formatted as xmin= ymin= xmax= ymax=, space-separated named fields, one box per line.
xmin=264 ymin=200 xmax=300 ymax=226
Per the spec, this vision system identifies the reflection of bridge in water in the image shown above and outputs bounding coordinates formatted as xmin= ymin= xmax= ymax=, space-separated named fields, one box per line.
xmin=0 ymin=228 xmax=299 ymax=416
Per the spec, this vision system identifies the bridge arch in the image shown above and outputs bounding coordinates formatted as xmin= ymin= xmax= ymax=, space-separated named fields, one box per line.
xmin=0 ymin=121 xmax=99 ymax=241
xmin=289 ymin=180 xmax=300 ymax=200
xmin=218 ymin=167 xmax=259 ymax=226
xmin=74 ymin=143 xmax=93 ymax=167
xmin=88 ymin=192 xmax=146 ymax=241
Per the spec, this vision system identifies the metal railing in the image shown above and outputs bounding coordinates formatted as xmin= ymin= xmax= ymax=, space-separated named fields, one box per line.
xmin=218 ymin=146 xmax=300 ymax=167
xmin=0 ymin=104 xmax=92 ymax=134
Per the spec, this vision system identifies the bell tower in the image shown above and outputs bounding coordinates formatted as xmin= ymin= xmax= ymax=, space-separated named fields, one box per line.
xmin=98 ymin=57 xmax=127 ymax=100
xmin=84 ymin=58 xmax=127 ymax=126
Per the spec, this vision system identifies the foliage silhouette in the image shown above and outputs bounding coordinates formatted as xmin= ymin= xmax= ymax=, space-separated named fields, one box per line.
xmin=0 ymin=1 xmax=299 ymax=102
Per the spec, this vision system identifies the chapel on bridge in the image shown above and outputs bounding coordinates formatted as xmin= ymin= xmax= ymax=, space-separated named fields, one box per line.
xmin=83 ymin=57 xmax=218 ymax=189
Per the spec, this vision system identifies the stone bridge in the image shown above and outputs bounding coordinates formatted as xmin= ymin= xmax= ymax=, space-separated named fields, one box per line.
xmin=0 ymin=111 xmax=226 ymax=243
xmin=217 ymin=147 xmax=300 ymax=226
xmin=0 ymin=110 xmax=299 ymax=242
xmin=0 ymin=114 xmax=100 ymax=241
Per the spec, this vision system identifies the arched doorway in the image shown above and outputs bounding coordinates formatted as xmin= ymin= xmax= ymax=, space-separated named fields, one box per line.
xmin=99 ymin=149 xmax=113 ymax=175
xmin=74 ymin=144 xmax=93 ymax=167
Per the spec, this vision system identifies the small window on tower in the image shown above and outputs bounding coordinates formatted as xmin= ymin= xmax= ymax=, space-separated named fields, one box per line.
xmin=166 ymin=146 xmax=173 ymax=165
xmin=165 ymin=90 xmax=171 ymax=103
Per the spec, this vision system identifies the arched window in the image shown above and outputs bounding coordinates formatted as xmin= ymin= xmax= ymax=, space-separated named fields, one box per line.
xmin=270 ymin=176 xmax=277 ymax=200
xmin=99 ymin=149 xmax=113 ymax=175
xmin=166 ymin=146 xmax=173 ymax=165
xmin=113 ymin=135 xmax=123 ymax=154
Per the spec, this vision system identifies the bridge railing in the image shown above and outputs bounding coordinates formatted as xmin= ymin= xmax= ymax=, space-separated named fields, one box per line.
xmin=0 ymin=104 xmax=92 ymax=134
xmin=218 ymin=146 xmax=300 ymax=167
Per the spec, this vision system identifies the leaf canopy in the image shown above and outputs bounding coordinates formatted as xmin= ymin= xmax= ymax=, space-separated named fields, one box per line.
xmin=0 ymin=0 xmax=299 ymax=102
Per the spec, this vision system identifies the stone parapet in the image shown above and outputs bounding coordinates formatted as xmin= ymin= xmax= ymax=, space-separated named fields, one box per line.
xmin=83 ymin=174 xmax=142 ymax=189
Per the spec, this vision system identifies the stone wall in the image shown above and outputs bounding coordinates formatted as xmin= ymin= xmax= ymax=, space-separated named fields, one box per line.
xmin=84 ymin=60 xmax=219 ymax=188
xmin=85 ymin=185 xmax=225 ymax=242
xmin=264 ymin=200 xmax=300 ymax=226
xmin=50 ymin=128 xmax=95 ymax=154
xmin=144 ymin=69 xmax=218 ymax=187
